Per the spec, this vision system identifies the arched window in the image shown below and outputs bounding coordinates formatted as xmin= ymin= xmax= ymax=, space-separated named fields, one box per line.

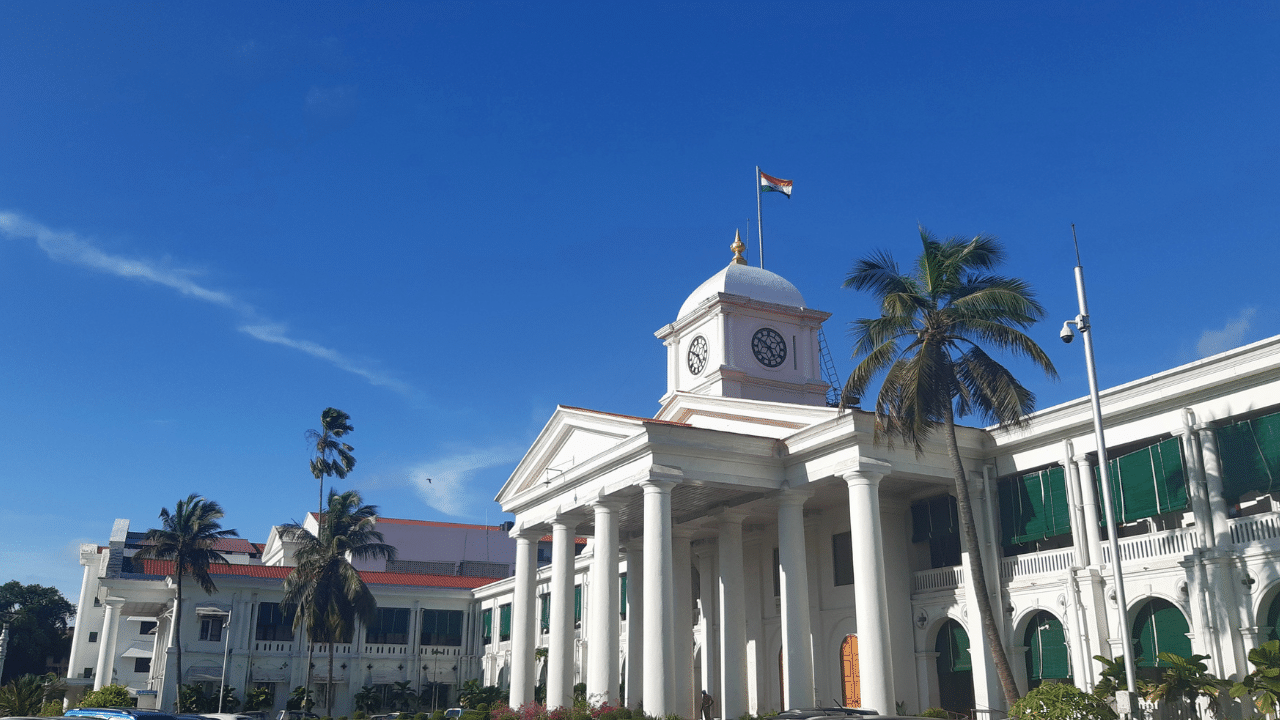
xmin=1266 ymin=592 xmax=1280 ymax=642
xmin=1024 ymin=611 xmax=1071 ymax=688
xmin=935 ymin=619 xmax=974 ymax=715
xmin=1131 ymin=598 xmax=1192 ymax=682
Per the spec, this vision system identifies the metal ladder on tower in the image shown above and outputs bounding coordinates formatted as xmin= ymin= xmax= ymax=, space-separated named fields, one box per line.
xmin=818 ymin=327 xmax=847 ymax=407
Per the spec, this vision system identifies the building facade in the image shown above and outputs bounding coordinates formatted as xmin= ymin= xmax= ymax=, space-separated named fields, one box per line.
xmin=66 ymin=516 xmax=514 ymax=716
xmin=479 ymin=240 xmax=1280 ymax=719
xmin=70 ymin=239 xmax=1280 ymax=719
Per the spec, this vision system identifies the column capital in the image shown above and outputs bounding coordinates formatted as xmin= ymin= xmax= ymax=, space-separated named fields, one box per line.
xmin=1072 ymin=453 xmax=1095 ymax=465
xmin=713 ymin=507 xmax=751 ymax=525
xmin=589 ymin=497 xmax=625 ymax=513
xmin=837 ymin=457 xmax=892 ymax=486
xmin=551 ymin=516 xmax=579 ymax=531
xmin=511 ymin=525 xmax=545 ymax=541
xmin=103 ymin=596 xmax=126 ymax=608
xmin=643 ymin=478 xmax=679 ymax=493
xmin=671 ymin=526 xmax=696 ymax=541
xmin=776 ymin=487 xmax=813 ymax=507
xmin=1194 ymin=421 xmax=1221 ymax=433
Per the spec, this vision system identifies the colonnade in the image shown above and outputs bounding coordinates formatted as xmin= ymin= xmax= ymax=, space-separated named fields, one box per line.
xmin=506 ymin=462 xmax=898 ymax=717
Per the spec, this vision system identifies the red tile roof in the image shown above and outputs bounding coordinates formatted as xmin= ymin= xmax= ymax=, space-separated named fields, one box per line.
xmin=377 ymin=518 xmax=506 ymax=532
xmin=136 ymin=537 xmax=259 ymax=554
xmin=137 ymin=559 xmax=493 ymax=589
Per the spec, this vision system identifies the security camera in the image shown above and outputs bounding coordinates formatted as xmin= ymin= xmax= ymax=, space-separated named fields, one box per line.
xmin=1060 ymin=323 xmax=1075 ymax=344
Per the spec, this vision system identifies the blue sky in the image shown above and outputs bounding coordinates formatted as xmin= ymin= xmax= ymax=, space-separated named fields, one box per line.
xmin=2 ymin=2 xmax=1277 ymax=603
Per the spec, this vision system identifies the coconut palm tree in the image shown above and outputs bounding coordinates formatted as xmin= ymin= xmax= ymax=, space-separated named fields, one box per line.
xmin=840 ymin=227 xmax=1058 ymax=706
xmin=133 ymin=494 xmax=239 ymax=688
xmin=307 ymin=408 xmax=356 ymax=515
xmin=280 ymin=489 xmax=395 ymax=715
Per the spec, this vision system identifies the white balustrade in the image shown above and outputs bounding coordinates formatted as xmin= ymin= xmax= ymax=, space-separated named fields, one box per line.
xmin=911 ymin=566 xmax=964 ymax=593
xmin=1099 ymin=525 xmax=1201 ymax=565
xmin=1228 ymin=513 xmax=1280 ymax=544
xmin=999 ymin=547 xmax=1076 ymax=580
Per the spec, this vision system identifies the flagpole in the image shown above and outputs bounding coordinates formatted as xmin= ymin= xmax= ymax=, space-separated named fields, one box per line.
xmin=755 ymin=166 xmax=764 ymax=268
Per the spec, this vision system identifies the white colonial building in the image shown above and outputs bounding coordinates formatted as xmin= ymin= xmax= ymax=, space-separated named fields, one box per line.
xmin=70 ymin=237 xmax=1280 ymax=719
xmin=66 ymin=515 xmax=514 ymax=715
xmin=476 ymin=238 xmax=1280 ymax=719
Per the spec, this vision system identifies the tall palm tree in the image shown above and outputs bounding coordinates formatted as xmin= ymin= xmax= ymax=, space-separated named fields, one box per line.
xmin=280 ymin=489 xmax=395 ymax=715
xmin=307 ymin=408 xmax=356 ymax=515
xmin=840 ymin=228 xmax=1057 ymax=707
xmin=132 ymin=494 xmax=239 ymax=688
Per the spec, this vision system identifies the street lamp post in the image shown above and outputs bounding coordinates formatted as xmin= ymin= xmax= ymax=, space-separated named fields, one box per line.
xmin=218 ymin=609 xmax=233 ymax=713
xmin=1061 ymin=226 xmax=1138 ymax=717
xmin=430 ymin=648 xmax=446 ymax=711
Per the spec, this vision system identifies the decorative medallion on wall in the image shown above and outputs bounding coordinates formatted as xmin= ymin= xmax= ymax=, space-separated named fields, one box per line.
xmin=915 ymin=609 xmax=929 ymax=629
xmin=687 ymin=335 xmax=708 ymax=375
xmin=751 ymin=327 xmax=787 ymax=368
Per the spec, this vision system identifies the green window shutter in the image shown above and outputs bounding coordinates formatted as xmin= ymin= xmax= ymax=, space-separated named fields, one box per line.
xmin=1267 ymin=592 xmax=1280 ymax=642
xmin=1098 ymin=437 xmax=1189 ymax=523
xmin=1218 ymin=411 xmax=1280 ymax=503
xmin=936 ymin=620 xmax=971 ymax=672
xmin=574 ymin=584 xmax=582 ymax=622
xmin=1045 ymin=467 xmax=1071 ymax=537
xmin=1025 ymin=612 xmax=1071 ymax=683
xmin=540 ymin=593 xmax=550 ymax=632
xmin=998 ymin=478 xmax=1020 ymax=546
xmin=481 ymin=609 xmax=492 ymax=643
xmin=1132 ymin=599 xmax=1191 ymax=667
xmin=499 ymin=603 xmax=511 ymax=641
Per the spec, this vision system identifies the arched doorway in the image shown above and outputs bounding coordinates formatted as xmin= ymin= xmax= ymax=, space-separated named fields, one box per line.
xmin=840 ymin=635 xmax=860 ymax=707
xmin=1131 ymin=598 xmax=1192 ymax=684
xmin=1024 ymin=611 xmax=1071 ymax=689
xmin=1266 ymin=591 xmax=1280 ymax=642
xmin=935 ymin=619 xmax=973 ymax=716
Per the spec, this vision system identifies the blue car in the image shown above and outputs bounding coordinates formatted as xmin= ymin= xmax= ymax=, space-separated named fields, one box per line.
xmin=64 ymin=709 xmax=179 ymax=720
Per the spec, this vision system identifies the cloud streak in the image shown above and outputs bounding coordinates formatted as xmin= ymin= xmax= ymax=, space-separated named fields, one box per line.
xmin=375 ymin=445 xmax=525 ymax=517
xmin=0 ymin=210 xmax=410 ymax=393
xmin=1196 ymin=307 xmax=1257 ymax=358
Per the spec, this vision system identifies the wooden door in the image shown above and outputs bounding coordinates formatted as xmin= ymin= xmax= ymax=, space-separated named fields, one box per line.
xmin=841 ymin=635 xmax=860 ymax=708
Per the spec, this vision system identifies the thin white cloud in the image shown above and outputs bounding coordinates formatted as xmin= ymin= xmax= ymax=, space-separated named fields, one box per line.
xmin=381 ymin=446 xmax=525 ymax=517
xmin=0 ymin=210 xmax=411 ymax=394
xmin=1196 ymin=307 xmax=1257 ymax=358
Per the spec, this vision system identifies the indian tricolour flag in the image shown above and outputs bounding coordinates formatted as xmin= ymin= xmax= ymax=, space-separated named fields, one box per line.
xmin=759 ymin=170 xmax=793 ymax=197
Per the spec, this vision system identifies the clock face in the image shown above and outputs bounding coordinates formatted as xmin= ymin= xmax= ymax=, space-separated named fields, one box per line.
xmin=687 ymin=335 xmax=709 ymax=375
xmin=751 ymin=328 xmax=787 ymax=368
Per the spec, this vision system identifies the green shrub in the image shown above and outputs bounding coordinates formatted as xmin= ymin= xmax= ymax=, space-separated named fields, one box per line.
xmin=354 ymin=713 xmax=367 ymax=720
xmin=339 ymin=715 xmax=349 ymax=720
xmin=413 ymin=713 xmax=429 ymax=720
xmin=916 ymin=710 xmax=949 ymax=719
xmin=79 ymin=684 xmax=136 ymax=708
xmin=39 ymin=699 xmax=65 ymax=716
xmin=1009 ymin=682 xmax=1117 ymax=719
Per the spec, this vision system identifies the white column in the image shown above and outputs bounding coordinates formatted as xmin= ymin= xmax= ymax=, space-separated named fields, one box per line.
xmin=509 ymin=530 xmax=540 ymax=708
xmin=1062 ymin=441 xmax=1090 ymax=566
xmin=718 ymin=512 xmax=749 ymax=720
xmin=588 ymin=501 xmax=622 ymax=705
xmin=777 ymin=489 xmax=815 ymax=709
xmin=696 ymin=547 xmax=719 ymax=704
xmin=915 ymin=651 xmax=940 ymax=711
xmin=94 ymin=597 xmax=124 ymax=690
xmin=643 ymin=479 xmax=677 ymax=716
xmin=1179 ymin=422 xmax=1217 ymax=550
xmin=842 ymin=466 xmax=895 ymax=715
xmin=548 ymin=518 xmax=578 ymax=710
xmin=624 ymin=542 xmax=644 ymax=711
xmin=673 ymin=528 xmax=696 ymax=720
xmin=1073 ymin=455 xmax=1105 ymax=566
xmin=1196 ymin=424 xmax=1232 ymax=548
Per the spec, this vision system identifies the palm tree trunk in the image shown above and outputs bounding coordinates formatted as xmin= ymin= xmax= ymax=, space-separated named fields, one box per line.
xmin=941 ymin=402 xmax=1021 ymax=707
xmin=327 ymin=638 xmax=336 ymax=716
xmin=305 ymin=620 xmax=314 ymax=713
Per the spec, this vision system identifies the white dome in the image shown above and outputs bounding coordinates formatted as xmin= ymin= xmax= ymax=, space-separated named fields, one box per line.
xmin=677 ymin=262 xmax=807 ymax=319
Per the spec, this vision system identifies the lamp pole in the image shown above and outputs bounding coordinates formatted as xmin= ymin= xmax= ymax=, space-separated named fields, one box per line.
xmin=430 ymin=648 xmax=445 ymax=712
xmin=1063 ymin=226 xmax=1138 ymax=716
xmin=218 ymin=609 xmax=233 ymax=713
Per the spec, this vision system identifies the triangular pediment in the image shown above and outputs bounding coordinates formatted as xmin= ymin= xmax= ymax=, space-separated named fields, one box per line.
xmin=495 ymin=406 xmax=664 ymax=507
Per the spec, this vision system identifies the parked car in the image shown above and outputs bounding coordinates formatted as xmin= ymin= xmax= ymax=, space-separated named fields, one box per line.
xmin=65 ymin=710 xmax=180 ymax=720
xmin=443 ymin=710 xmax=463 ymax=720
xmin=773 ymin=708 xmax=878 ymax=719
xmin=200 ymin=714 xmax=257 ymax=720
xmin=274 ymin=712 xmax=319 ymax=720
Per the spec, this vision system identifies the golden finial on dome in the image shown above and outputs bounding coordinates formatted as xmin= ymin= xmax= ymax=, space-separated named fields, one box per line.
xmin=731 ymin=229 xmax=747 ymax=265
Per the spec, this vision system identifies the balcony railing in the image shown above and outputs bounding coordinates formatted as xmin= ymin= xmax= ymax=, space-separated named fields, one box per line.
xmin=253 ymin=640 xmax=294 ymax=653
xmin=1228 ymin=513 xmax=1280 ymax=544
xmin=912 ymin=565 xmax=964 ymax=593
xmin=1099 ymin=525 xmax=1200 ymax=565
xmin=363 ymin=643 xmax=411 ymax=655
xmin=1000 ymin=547 xmax=1076 ymax=581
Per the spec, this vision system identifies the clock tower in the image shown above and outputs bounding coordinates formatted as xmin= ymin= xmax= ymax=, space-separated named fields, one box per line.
xmin=655 ymin=232 xmax=832 ymax=407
